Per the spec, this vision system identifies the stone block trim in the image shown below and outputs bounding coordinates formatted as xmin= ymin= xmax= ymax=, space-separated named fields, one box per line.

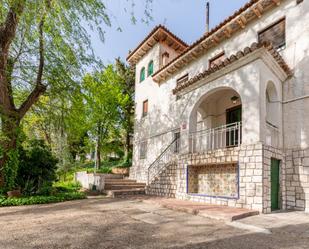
xmin=146 ymin=162 xmax=177 ymax=197
xmin=143 ymin=143 xmax=309 ymax=213
xmin=177 ymin=144 xmax=264 ymax=212
xmin=285 ymin=148 xmax=309 ymax=212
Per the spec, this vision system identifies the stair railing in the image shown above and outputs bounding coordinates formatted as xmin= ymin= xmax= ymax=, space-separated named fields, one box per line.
xmin=147 ymin=137 xmax=179 ymax=185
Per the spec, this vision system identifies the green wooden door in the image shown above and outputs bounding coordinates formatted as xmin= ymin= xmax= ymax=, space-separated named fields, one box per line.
xmin=271 ymin=158 xmax=280 ymax=211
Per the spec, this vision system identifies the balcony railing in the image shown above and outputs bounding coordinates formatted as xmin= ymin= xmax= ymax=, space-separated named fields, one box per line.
xmin=189 ymin=122 xmax=242 ymax=153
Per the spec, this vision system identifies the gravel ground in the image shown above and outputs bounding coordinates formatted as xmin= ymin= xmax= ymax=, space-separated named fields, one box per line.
xmin=0 ymin=197 xmax=309 ymax=249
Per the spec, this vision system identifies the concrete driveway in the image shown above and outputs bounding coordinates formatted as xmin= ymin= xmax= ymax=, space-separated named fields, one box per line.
xmin=0 ymin=197 xmax=309 ymax=249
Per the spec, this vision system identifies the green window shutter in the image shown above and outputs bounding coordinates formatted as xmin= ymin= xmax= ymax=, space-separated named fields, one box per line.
xmin=148 ymin=60 xmax=154 ymax=76
xmin=140 ymin=67 xmax=145 ymax=82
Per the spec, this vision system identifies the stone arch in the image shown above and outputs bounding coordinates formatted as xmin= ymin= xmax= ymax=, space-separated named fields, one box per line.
xmin=188 ymin=86 xmax=242 ymax=134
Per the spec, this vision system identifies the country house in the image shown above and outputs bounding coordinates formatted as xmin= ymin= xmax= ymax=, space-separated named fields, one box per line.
xmin=126 ymin=0 xmax=309 ymax=213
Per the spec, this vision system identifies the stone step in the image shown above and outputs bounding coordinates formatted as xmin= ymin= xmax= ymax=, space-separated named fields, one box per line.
xmin=105 ymin=188 xmax=145 ymax=197
xmin=104 ymin=184 xmax=146 ymax=190
xmin=104 ymin=179 xmax=138 ymax=184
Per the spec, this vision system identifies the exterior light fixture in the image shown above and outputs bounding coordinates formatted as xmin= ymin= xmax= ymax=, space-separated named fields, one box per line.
xmin=231 ymin=96 xmax=239 ymax=104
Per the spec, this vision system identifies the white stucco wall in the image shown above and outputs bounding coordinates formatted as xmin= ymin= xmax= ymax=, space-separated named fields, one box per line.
xmin=131 ymin=0 xmax=309 ymax=182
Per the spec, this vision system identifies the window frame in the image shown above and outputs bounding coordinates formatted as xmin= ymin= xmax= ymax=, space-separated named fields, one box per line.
xmin=176 ymin=73 xmax=189 ymax=86
xmin=147 ymin=60 xmax=154 ymax=76
xmin=209 ymin=51 xmax=225 ymax=68
xmin=142 ymin=99 xmax=148 ymax=117
xmin=140 ymin=67 xmax=146 ymax=82
xmin=258 ymin=17 xmax=286 ymax=50
xmin=139 ymin=141 xmax=147 ymax=159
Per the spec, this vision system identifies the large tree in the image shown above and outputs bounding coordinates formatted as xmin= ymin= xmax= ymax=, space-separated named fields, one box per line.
xmin=0 ymin=0 xmax=119 ymax=187
xmin=115 ymin=59 xmax=135 ymax=162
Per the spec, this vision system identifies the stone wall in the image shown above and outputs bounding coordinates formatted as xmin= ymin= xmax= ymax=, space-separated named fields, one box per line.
xmin=176 ymin=144 xmax=264 ymax=212
xmin=285 ymin=148 xmax=309 ymax=212
xmin=144 ymin=143 xmax=309 ymax=213
xmin=146 ymin=162 xmax=177 ymax=197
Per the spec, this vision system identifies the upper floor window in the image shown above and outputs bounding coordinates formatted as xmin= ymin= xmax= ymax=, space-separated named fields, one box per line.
xmin=148 ymin=60 xmax=154 ymax=76
xmin=162 ymin=52 xmax=170 ymax=67
xmin=140 ymin=67 xmax=145 ymax=82
xmin=258 ymin=18 xmax=286 ymax=50
xmin=209 ymin=52 xmax=225 ymax=68
xmin=142 ymin=99 xmax=148 ymax=117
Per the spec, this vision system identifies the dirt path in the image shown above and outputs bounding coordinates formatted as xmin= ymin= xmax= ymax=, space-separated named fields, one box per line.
xmin=0 ymin=197 xmax=308 ymax=249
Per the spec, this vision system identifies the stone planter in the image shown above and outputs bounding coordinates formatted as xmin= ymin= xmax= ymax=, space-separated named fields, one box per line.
xmin=112 ymin=167 xmax=129 ymax=176
xmin=7 ymin=189 xmax=21 ymax=198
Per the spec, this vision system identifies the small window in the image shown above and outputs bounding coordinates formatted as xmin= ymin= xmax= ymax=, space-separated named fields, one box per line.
xmin=139 ymin=141 xmax=147 ymax=159
xmin=258 ymin=18 xmax=285 ymax=50
xmin=148 ymin=60 xmax=154 ymax=76
xmin=176 ymin=73 xmax=189 ymax=86
xmin=142 ymin=100 xmax=148 ymax=117
xmin=140 ymin=67 xmax=145 ymax=82
xmin=162 ymin=52 xmax=170 ymax=66
xmin=209 ymin=52 xmax=225 ymax=68
xmin=173 ymin=132 xmax=181 ymax=153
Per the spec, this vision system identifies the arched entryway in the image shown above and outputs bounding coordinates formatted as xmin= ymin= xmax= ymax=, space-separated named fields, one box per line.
xmin=265 ymin=81 xmax=280 ymax=147
xmin=188 ymin=87 xmax=242 ymax=153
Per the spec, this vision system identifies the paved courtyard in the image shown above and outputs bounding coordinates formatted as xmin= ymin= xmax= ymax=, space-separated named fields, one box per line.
xmin=0 ymin=197 xmax=309 ymax=249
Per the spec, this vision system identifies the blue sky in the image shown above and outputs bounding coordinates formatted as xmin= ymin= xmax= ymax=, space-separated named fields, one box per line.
xmin=91 ymin=0 xmax=249 ymax=65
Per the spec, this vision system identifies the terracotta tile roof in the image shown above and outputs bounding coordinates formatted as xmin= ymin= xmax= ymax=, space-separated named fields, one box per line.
xmin=126 ymin=25 xmax=188 ymax=64
xmin=172 ymin=41 xmax=292 ymax=94
xmin=153 ymin=0 xmax=283 ymax=82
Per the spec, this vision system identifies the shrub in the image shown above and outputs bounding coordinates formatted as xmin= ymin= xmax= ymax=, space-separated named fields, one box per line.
xmin=0 ymin=192 xmax=86 ymax=207
xmin=53 ymin=181 xmax=81 ymax=193
xmin=16 ymin=139 xmax=58 ymax=195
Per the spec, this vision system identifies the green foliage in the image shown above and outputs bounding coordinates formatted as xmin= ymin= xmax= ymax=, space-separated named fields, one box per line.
xmin=3 ymin=149 xmax=19 ymax=191
xmin=0 ymin=192 xmax=86 ymax=207
xmin=53 ymin=181 xmax=82 ymax=193
xmin=16 ymin=139 xmax=58 ymax=195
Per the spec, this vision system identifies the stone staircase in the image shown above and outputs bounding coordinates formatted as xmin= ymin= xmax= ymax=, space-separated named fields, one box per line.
xmin=104 ymin=178 xmax=146 ymax=197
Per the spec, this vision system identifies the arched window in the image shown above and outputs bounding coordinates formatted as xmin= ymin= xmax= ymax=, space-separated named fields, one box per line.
xmin=148 ymin=60 xmax=154 ymax=76
xmin=140 ymin=67 xmax=145 ymax=82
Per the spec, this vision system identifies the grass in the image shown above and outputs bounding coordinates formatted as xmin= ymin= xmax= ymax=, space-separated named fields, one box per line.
xmin=0 ymin=192 xmax=86 ymax=207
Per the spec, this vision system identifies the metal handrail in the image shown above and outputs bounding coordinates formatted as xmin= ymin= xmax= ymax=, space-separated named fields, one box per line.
xmin=147 ymin=137 xmax=179 ymax=185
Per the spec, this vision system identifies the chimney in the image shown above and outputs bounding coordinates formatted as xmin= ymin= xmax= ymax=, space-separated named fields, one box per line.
xmin=206 ymin=1 xmax=210 ymax=33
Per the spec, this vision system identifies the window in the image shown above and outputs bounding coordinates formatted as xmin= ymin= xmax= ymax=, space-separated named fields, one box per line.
xmin=142 ymin=100 xmax=148 ymax=117
xmin=140 ymin=67 xmax=145 ymax=82
xmin=209 ymin=52 xmax=225 ymax=68
xmin=139 ymin=141 xmax=147 ymax=159
xmin=258 ymin=18 xmax=285 ymax=50
xmin=176 ymin=73 xmax=189 ymax=86
xmin=173 ymin=132 xmax=181 ymax=153
xmin=148 ymin=60 xmax=154 ymax=76
xmin=162 ymin=52 xmax=170 ymax=66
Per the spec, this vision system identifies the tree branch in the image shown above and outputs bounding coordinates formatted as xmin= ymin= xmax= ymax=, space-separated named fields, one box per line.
xmin=18 ymin=16 xmax=47 ymax=119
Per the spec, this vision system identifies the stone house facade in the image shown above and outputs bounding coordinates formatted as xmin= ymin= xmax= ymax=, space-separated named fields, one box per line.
xmin=126 ymin=0 xmax=309 ymax=213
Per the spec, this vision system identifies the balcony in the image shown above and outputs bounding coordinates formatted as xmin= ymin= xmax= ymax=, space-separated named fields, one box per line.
xmin=189 ymin=122 xmax=242 ymax=153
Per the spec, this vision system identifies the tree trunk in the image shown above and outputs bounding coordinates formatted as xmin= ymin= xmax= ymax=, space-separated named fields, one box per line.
xmin=95 ymin=122 xmax=102 ymax=170
xmin=124 ymin=132 xmax=130 ymax=162
xmin=0 ymin=113 xmax=20 ymax=187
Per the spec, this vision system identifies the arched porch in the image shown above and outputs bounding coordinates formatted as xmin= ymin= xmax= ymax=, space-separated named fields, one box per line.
xmin=188 ymin=87 xmax=242 ymax=153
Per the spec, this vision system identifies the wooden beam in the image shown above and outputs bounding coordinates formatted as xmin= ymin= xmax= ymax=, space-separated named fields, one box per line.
xmin=237 ymin=18 xmax=246 ymax=29
xmin=223 ymin=28 xmax=231 ymax=38
xmin=272 ymin=0 xmax=281 ymax=5
xmin=212 ymin=34 xmax=220 ymax=44
xmin=252 ymin=7 xmax=262 ymax=18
